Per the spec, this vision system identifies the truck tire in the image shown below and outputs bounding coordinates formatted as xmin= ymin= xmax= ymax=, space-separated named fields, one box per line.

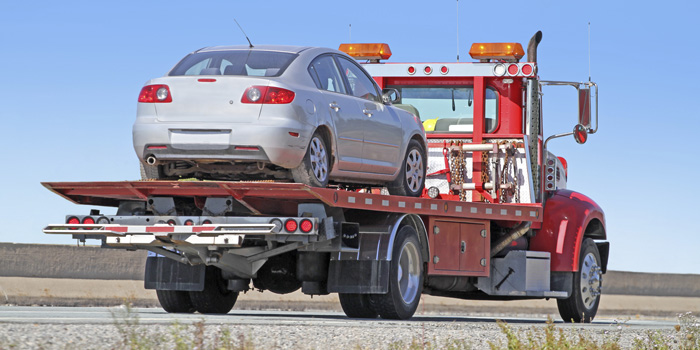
xmin=388 ymin=140 xmax=426 ymax=197
xmin=188 ymin=266 xmax=238 ymax=314
xmin=156 ymin=290 xmax=195 ymax=313
xmin=370 ymin=226 xmax=423 ymax=320
xmin=338 ymin=293 xmax=378 ymax=318
xmin=292 ymin=131 xmax=329 ymax=188
xmin=557 ymin=238 xmax=602 ymax=323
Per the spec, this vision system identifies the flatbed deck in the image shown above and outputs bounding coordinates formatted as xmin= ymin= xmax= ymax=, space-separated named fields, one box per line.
xmin=43 ymin=181 xmax=542 ymax=222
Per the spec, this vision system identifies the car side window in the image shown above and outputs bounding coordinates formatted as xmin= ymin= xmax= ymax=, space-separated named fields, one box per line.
xmin=308 ymin=55 xmax=346 ymax=94
xmin=336 ymin=56 xmax=380 ymax=102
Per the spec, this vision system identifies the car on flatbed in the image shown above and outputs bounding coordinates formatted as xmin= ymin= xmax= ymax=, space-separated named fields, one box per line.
xmin=134 ymin=45 xmax=427 ymax=197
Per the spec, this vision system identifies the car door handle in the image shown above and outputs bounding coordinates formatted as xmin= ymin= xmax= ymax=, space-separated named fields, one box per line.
xmin=329 ymin=103 xmax=340 ymax=111
xmin=362 ymin=109 xmax=373 ymax=117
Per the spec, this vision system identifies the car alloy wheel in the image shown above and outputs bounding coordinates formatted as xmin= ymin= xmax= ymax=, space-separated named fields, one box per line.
xmin=309 ymin=136 xmax=328 ymax=183
xmin=404 ymin=149 xmax=424 ymax=193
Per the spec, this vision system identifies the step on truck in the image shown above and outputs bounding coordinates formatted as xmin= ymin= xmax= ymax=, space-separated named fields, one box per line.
xmin=44 ymin=31 xmax=608 ymax=322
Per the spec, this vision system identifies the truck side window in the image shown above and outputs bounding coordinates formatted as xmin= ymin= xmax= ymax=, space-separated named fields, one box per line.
xmin=335 ymin=56 xmax=380 ymax=102
xmin=308 ymin=55 xmax=346 ymax=94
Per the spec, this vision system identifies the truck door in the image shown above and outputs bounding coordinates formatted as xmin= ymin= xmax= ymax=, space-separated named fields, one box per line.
xmin=335 ymin=56 xmax=403 ymax=175
xmin=309 ymin=55 xmax=364 ymax=172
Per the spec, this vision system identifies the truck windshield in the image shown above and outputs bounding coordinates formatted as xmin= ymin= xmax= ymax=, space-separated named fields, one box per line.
xmin=390 ymin=86 xmax=498 ymax=133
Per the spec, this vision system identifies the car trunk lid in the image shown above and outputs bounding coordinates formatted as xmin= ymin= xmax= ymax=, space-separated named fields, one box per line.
xmin=152 ymin=76 xmax=269 ymax=123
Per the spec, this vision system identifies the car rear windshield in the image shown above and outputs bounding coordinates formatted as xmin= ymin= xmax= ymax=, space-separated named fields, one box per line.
xmin=390 ymin=86 xmax=498 ymax=133
xmin=169 ymin=50 xmax=297 ymax=77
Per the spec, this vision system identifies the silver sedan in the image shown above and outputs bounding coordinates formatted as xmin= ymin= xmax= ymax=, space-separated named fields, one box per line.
xmin=133 ymin=45 xmax=427 ymax=196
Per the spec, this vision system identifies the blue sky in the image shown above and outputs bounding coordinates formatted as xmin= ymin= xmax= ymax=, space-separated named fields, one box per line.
xmin=1 ymin=0 xmax=698 ymax=274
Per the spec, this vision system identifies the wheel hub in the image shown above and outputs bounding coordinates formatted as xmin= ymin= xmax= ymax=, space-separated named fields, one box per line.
xmin=580 ymin=252 xmax=602 ymax=309
xmin=404 ymin=149 xmax=424 ymax=192
xmin=397 ymin=241 xmax=421 ymax=304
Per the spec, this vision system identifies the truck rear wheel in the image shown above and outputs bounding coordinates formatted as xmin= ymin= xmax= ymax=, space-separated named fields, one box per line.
xmin=557 ymin=238 xmax=602 ymax=323
xmin=188 ymin=266 xmax=238 ymax=314
xmin=156 ymin=290 xmax=195 ymax=313
xmin=338 ymin=293 xmax=378 ymax=318
xmin=371 ymin=226 xmax=423 ymax=320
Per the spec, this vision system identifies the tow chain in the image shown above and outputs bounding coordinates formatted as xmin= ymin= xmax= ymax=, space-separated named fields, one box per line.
xmin=481 ymin=142 xmax=491 ymax=203
xmin=448 ymin=141 xmax=467 ymax=201
xmin=498 ymin=141 xmax=519 ymax=203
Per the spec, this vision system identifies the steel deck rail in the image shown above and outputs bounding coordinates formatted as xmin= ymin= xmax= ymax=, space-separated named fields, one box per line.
xmin=42 ymin=181 xmax=543 ymax=222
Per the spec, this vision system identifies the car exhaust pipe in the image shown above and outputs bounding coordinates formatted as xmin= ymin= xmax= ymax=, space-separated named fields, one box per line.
xmin=146 ymin=155 xmax=158 ymax=165
xmin=527 ymin=31 xmax=543 ymax=64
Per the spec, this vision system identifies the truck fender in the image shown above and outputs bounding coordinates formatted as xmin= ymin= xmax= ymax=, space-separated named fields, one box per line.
xmin=529 ymin=190 xmax=607 ymax=272
xmin=386 ymin=213 xmax=429 ymax=263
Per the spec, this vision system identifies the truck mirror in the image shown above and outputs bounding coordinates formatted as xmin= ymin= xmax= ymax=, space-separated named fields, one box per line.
xmin=382 ymin=88 xmax=400 ymax=104
xmin=578 ymin=87 xmax=591 ymax=129
xmin=573 ymin=124 xmax=588 ymax=144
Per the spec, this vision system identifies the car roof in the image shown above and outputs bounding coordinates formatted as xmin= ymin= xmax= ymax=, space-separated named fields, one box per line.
xmin=196 ymin=45 xmax=315 ymax=54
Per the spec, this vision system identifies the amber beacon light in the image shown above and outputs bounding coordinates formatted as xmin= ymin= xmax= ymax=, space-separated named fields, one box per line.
xmin=338 ymin=43 xmax=392 ymax=60
xmin=469 ymin=43 xmax=525 ymax=62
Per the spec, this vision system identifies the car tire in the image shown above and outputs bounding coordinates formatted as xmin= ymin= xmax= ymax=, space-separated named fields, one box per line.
xmin=370 ymin=226 xmax=423 ymax=320
xmin=188 ymin=266 xmax=238 ymax=314
xmin=156 ymin=289 xmax=195 ymax=313
xmin=557 ymin=238 xmax=602 ymax=323
xmin=292 ymin=131 xmax=330 ymax=188
xmin=388 ymin=140 xmax=426 ymax=197
xmin=338 ymin=293 xmax=378 ymax=319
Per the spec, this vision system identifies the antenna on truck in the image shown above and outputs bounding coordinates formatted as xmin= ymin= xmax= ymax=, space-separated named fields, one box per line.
xmin=588 ymin=22 xmax=591 ymax=82
xmin=234 ymin=18 xmax=254 ymax=48
xmin=456 ymin=0 xmax=460 ymax=62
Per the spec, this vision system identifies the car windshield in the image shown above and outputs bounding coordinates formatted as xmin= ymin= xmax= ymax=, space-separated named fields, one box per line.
xmin=390 ymin=86 xmax=498 ymax=133
xmin=169 ymin=50 xmax=297 ymax=77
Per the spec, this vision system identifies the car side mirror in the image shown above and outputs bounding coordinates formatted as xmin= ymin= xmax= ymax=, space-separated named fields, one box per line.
xmin=382 ymin=88 xmax=400 ymax=104
xmin=573 ymin=124 xmax=588 ymax=144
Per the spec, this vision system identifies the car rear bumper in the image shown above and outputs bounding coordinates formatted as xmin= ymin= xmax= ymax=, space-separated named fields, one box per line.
xmin=133 ymin=119 xmax=311 ymax=168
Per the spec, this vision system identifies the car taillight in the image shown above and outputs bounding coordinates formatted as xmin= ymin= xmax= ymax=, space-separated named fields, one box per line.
xmin=138 ymin=85 xmax=172 ymax=103
xmin=241 ymin=86 xmax=295 ymax=104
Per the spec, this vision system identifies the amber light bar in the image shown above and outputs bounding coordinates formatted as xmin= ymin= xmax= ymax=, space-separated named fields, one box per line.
xmin=338 ymin=43 xmax=392 ymax=60
xmin=469 ymin=43 xmax=525 ymax=62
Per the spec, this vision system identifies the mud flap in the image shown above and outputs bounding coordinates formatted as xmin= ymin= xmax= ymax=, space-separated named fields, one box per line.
xmin=327 ymin=260 xmax=390 ymax=294
xmin=144 ymin=256 xmax=205 ymax=291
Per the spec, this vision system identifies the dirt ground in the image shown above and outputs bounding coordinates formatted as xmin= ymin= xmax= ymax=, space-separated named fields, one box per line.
xmin=2 ymin=276 xmax=698 ymax=319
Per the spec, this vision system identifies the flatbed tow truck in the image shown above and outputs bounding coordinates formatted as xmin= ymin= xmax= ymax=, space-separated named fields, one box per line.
xmin=44 ymin=32 xmax=608 ymax=322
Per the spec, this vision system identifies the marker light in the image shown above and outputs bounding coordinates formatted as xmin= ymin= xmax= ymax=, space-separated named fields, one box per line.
xmin=469 ymin=43 xmax=525 ymax=62
xmin=407 ymin=66 xmax=416 ymax=75
xmin=440 ymin=66 xmax=449 ymax=75
xmin=507 ymin=64 xmax=519 ymax=76
xmin=284 ymin=219 xmax=298 ymax=232
xmin=521 ymin=63 xmax=534 ymax=76
xmin=299 ymin=219 xmax=313 ymax=233
xmin=338 ymin=43 xmax=392 ymax=60
xmin=423 ymin=66 xmax=432 ymax=75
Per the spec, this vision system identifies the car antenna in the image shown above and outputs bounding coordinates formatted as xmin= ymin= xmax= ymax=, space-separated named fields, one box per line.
xmin=234 ymin=19 xmax=254 ymax=48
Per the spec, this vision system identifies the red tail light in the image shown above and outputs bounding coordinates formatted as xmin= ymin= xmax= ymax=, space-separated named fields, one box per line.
xmin=299 ymin=219 xmax=313 ymax=233
xmin=82 ymin=217 xmax=95 ymax=225
xmin=67 ymin=217 xmax=80 ymax=225
xmin=284 ymin=219 xmax=298 ymax=232
xmin=241 ymin=86 xmax=295 ymax=104
xmin=138 ymin=85 xmax=172 ymax=103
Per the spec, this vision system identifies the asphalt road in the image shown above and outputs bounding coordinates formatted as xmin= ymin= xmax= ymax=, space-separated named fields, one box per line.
xmin=0 ymin=306 xmax=687 ymax=349
xmin=0 ymin=306 xmax=677 ymax=329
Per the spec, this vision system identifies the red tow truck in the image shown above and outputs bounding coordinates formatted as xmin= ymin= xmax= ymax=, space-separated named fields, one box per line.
xmin=44 ymin=31 xmax=607 ymax=322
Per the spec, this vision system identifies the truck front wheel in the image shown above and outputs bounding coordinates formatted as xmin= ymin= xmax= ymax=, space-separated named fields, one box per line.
xmin=188 ymin=266 xmax=238 ymax=314
xmin=156 ymin=290 xmax=195 ymax=313
xmin=557 ymin=238 xmax=602 ymax=323
xmin=371 ymin=225 xmax=423 ymax=320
